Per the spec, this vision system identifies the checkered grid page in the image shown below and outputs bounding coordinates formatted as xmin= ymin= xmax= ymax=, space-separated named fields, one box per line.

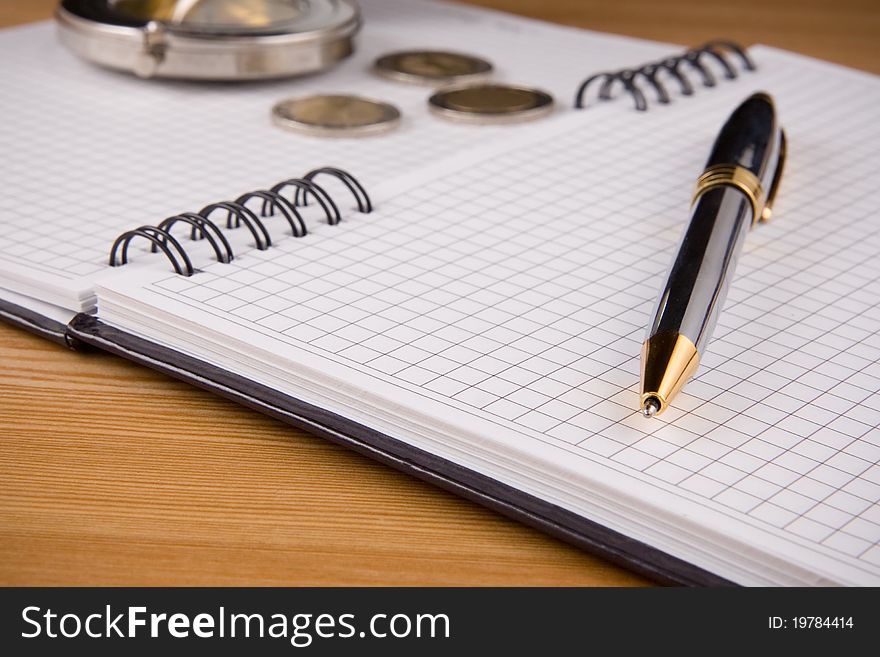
xmin=0 ymin=0 xmax=673 ymax=287
xmin=125 ymin=48 xmax=880 ymax=579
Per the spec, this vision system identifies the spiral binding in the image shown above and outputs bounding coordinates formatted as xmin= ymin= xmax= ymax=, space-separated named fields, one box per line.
xmin=109 ymin=167 xmax=371 ymax=276
xmin=574 ymin=40 xmax=755 ymax=112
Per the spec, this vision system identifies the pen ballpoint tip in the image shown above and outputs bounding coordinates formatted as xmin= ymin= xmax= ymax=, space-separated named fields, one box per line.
xmin=641 ymin=397 xmax=660 ymax=418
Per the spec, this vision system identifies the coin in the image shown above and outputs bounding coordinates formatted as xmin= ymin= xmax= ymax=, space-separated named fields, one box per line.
xmin=271 ymin=95 xmax=401 ymax=137
xmin=428 ymin=84 xmax=554 ymax=124
xmin=374 ymin=50 xmax=493 ymax=86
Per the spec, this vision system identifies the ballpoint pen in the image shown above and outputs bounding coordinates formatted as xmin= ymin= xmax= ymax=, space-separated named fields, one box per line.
xmin=640 ymin=92 xmax=786 ymax=417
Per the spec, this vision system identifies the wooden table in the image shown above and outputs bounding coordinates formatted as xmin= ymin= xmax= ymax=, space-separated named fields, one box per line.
xmin=1 ymin=0 xmax=877 ymax=587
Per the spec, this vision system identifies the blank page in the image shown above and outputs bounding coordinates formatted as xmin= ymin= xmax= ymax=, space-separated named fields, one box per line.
xmin=98 ymin=47 xmax=880 ymax=585
xmin=0 ymin=0 xmax=673 ymax=309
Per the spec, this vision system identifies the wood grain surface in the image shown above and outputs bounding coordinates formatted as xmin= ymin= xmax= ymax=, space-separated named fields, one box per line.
xmin=1 ymin=0 xmax=877 ymax=586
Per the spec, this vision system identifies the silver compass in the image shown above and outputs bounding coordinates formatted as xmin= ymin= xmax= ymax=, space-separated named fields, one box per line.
xmin=56 ymin=0 xmax=361 ymax=80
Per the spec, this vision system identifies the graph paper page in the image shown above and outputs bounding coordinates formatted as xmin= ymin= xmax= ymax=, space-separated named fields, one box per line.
xmin=98 ymin=48 xmax=880 ymax=584
xmin=0 ymin=0 xmax=673 ymax=309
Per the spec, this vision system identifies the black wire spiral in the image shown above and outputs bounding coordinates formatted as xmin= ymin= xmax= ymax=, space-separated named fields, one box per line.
xmin=109 ymin=167 xmax=372 ymax=276
xmin=574 ymin=40 xmax=755 ymax=112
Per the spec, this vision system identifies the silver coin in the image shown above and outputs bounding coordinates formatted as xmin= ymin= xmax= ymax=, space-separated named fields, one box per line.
xmin=271 ymin=94 xmax=401 ymax=137
xmin=374 ymin=50 xmax=493 ymax=86
xmin=428 ymin=84 xmax=554 ymax=124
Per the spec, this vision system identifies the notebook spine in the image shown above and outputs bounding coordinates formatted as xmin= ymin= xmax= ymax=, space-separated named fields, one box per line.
xmin=574 ymin=40 xmax=755 ymax=112
xmin=108 ymin=167 xmax=371 ymax=276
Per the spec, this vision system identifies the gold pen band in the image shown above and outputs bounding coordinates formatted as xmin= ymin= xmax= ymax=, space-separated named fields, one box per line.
xmin=692 ymin=164 xmax=768 ymax=226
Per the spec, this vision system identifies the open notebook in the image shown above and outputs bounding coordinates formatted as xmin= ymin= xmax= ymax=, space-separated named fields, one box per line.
xmin=2 ymin=3 xmax=880 ymax=586
xmin=87 ymin=47 xmax=880 ymax=586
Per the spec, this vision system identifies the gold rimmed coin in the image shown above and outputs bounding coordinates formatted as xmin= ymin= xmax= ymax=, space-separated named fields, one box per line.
xmin=428 ymin=84 xmax=554 ymax=124
xmin=271 ymin=94 xmax=401 ymax=137
xmin=374 ymin=50 xmax=493 ymax=86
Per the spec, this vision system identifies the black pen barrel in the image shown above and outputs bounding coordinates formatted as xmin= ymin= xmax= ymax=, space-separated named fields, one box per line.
xmin=649 ymin=185 xmax=752 ymax=354
xmin=706 ymin=92 xmax=778 ymax=179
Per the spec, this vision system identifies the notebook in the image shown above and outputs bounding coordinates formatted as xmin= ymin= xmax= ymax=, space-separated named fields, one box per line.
xmin=3 ymin=2 xmax=880 ymax=586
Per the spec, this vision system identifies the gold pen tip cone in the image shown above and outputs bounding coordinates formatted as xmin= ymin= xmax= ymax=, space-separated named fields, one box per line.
xmin=640 ymin=333 xmax=700 ymax=417
xmin=641 ymin=396 xmax=661 ymax=418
